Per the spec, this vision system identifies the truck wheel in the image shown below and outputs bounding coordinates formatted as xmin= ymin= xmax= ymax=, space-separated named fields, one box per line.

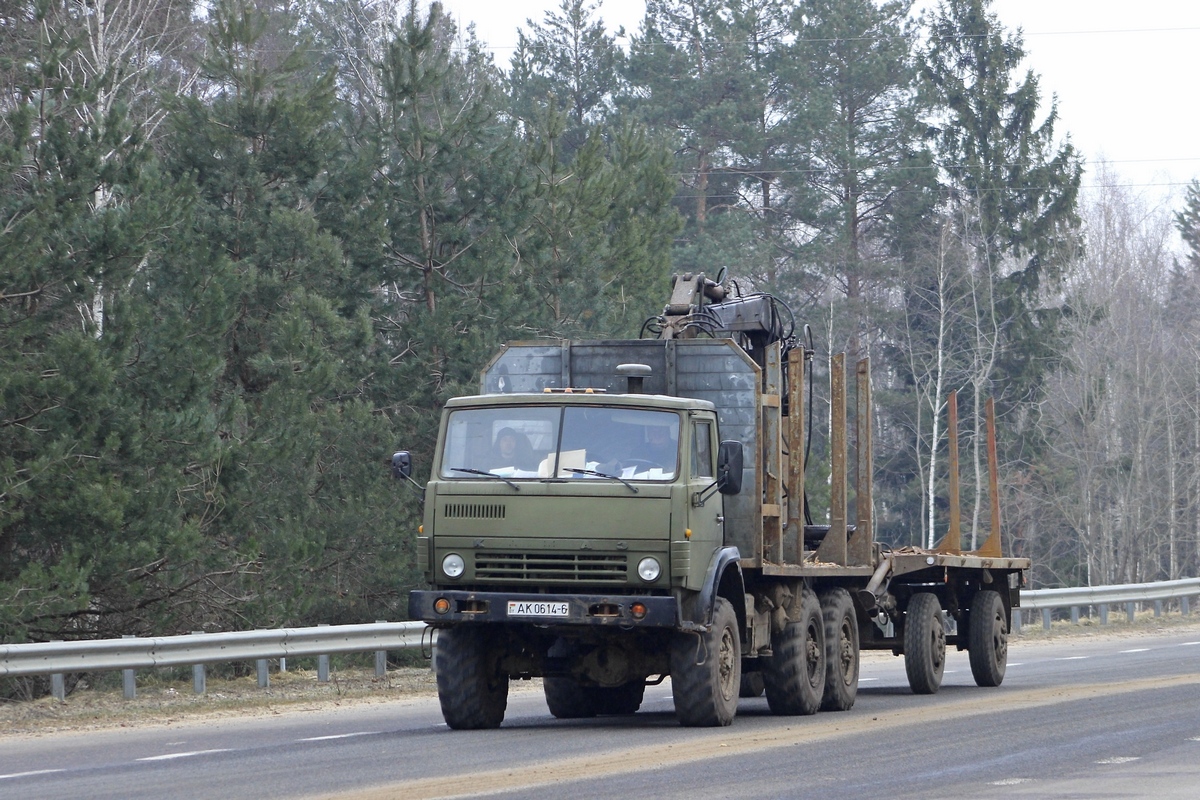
xmin=739 ymin=670 xmax=765 ymax=698
xmin=435 ymin=626 xmax=508 ymax=729
xmin=968 ymin=589 xmax=1008 ymax=687
xmin=589 ymin=681 xmax=646 ymax=715
xmin=543 ymin=676 xmax=597 ymax=718
xmin=819 ymin=588 xmax=859 ymax=711
xmin=763 ymin=587 xmax=825 ymax=716
xmin=904 ymin=592 xmax=945 ymax=695
xmin=670 ymin=596 xmax=741 ymax=726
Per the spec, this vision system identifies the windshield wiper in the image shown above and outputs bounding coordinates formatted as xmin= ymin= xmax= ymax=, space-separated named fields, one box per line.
xmin=450 ymin=467 xmax=520 ymax=491
xmin=565 ymin=467 xmax=638 ymax=494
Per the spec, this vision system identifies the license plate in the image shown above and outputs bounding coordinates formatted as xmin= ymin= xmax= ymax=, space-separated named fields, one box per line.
xmin=507 ymin=600 xmax=569 ymax=618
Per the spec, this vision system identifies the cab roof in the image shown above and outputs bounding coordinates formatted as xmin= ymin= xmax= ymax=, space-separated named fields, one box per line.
xmin=444 ymin=392 xmax=715 ymax=412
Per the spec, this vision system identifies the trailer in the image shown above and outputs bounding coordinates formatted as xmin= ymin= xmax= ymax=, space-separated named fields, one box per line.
xmin=400 ymin=273 xmax=1029 ymax=728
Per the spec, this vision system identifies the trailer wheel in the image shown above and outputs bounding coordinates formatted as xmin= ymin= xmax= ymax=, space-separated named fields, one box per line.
xmin=590 ymin=681 xmax=646 ymax=715
xmin=739 ymin=670 xmax=765 ymax=698
xmin=670 ymin=596 xmax=741 ymax=726
xmin=435 ymin=626 xmax=508 ymax=729
xmin=763 ymin=587 xmax=825 ymax=716
xmin=904 ymin=592 xmax=946 ymax=695
xmin=819 ymin=588 xmax=860 ymax=711
xmin=968 ymin=589 xmax=1008 ymax=687
xmin=543 ymin=676 xmax=597 ymax=719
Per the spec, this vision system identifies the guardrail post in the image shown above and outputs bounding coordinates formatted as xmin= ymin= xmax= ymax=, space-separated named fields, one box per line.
xmin=1099 ymin=603 xmax=1108 ymax=625
xmin=280 ymin=657 xmax=287 ymax=673
xmin=318 ymin=623 xmax=330 ymax=682
xmin=122 ymin=635 xmax=137 ymax=699
xmin=1183 ymin=596 xmax=1191 ymax=616
xmin=257 ymin=658 xmax=269 ymax=688
xmin=192 ymin=631 xmax=206 ymax=694
xmin=375 ymin=620 xmax=387 ymax=677
xmin=1042 ymin=609 xmax=1051 ymax=630
xmin=51 ymin=672 xmax=65 ymax=701
xmin=1154 ymin=600 xmax=1163 ymax=618
xmin=1126 ymin=602 xmax=1136 ymax=623
xmin=1012 ymin=609 xmax=1022 ymax=633
xmin=1070 ymin=606 xmax=1080 ymax=625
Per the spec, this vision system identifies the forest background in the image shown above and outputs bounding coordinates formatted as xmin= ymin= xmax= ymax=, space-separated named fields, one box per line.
xmin=5 ymin=0 xmax=1200 ymax=648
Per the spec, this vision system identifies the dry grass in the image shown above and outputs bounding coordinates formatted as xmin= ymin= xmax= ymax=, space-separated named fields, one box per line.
xmin=0 ymin=665 xmax=438 ymax=738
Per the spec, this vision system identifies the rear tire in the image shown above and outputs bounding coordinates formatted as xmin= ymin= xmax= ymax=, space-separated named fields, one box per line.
xmin=590 ymin=681 xmax=645 ymax=715
xmin=670 ymin=597 xmax=741 ymax=727
xmin=739 ymin=670 xmax=765 ymax=698
xmin=904 ymin=592 xmax=945 ymax=695
xmin=763 ymin=587 xmax=825 ymax=716
xmin=543 ymin=676 xmax=597 ymax=719
xmin=968 ymin=589 xmax=1008 ymax=687
xmin=435 ymin=626 xmax=508 ymax=729
xmin=819 ymin=588 xmax=860 ymax=711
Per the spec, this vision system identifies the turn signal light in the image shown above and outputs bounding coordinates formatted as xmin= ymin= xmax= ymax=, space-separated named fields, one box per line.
xmin=433 ymin=597 xmax=451 ymax=614
xmin=630 ymin=602 xmax=647 ymax=620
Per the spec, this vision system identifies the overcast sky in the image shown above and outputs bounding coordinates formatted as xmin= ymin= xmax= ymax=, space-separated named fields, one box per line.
xmin=439 ymin=0 xmax=1200 ymax=210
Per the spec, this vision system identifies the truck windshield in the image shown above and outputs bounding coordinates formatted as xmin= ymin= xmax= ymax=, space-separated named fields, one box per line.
xmin=440 ymin=406 xmax=679 ymax=481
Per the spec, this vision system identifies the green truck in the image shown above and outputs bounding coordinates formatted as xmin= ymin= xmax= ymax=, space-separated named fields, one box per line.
xmin=400 ymin=273 xmax=1029 ymax=728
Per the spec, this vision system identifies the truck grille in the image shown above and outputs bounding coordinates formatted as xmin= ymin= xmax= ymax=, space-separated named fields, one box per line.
xmin=443 ymin=503 xmax=506 ymax=520
xmin=475 ymin=552 xmax=627 ymax=583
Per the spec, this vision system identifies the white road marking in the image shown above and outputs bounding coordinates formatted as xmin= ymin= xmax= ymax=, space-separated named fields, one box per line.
xmin=1181 ymin=641 xmax=1200 ymax=646
xmin=1189 ymin=737 xmax=1200 ymax=742
xmin=989 ymin=778 xmax=1032 ymax=786
xmin=297 ymin=732 xmax=377 ymax=742
xmin=1055 ymin=656 xmax=1088 ymax=660
xmin=1008 ymin=663 xmax=1024 ymax=667
xmin=0 ymin=770 xmax=67 ymax=780
xmin=858 ymin=677 xmax=878 ymax=682
xmin=137 ymin=749 xmax=233 ymax=762
xmin=1120 ymin=648 xmax=1150 ymax=653
xmin=1095 ymin=757 xmax=1141 ymax=765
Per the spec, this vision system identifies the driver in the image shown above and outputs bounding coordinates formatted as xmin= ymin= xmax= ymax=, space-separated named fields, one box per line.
xmin=488 ymin=427 xmax=536 ymax=470
xmin=633 ymin=424 xmax=676 ymax=469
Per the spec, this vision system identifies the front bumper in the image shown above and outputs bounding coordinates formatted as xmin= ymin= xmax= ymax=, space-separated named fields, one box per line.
xmin=409 ymin=590 xmax=679 ymax=628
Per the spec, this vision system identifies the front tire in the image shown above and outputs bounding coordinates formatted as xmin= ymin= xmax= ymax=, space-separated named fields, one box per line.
xmin=819 ymin=588 xmax=860 ymax=711
xmin=763 ymin=587 xmax=825 ymax=716
xmin=968 ymin=589 xmax=1008 ymax=687
xmin=904 ymin=592 xmax=946 ymax=695
xmin=435 ymin=626 xmax=508 ymax=729
xmin=671 ymin=597 xmax=741 ymax=727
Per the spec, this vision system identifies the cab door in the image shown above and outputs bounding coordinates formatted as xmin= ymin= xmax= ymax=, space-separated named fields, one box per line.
xmin=687 ymin=415 xmax=723 ymax=547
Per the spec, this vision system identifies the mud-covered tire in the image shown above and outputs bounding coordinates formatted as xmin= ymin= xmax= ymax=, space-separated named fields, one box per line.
xmin=904 ymin=592 xmax=946 ymax=695
xmin=819 ymin=588 xmax=860 ymax=711
xmin=670 ymin=597 xmax=741 ymax=727
xmin=763 ymin=587 xmax=825 ymax=716
xmin=739 ymin=670 xmax=765 ymax=698
xmin=543 ymin=676 xmax=597 ymax=718
xmin=589 ymin=681 xmax=646 ymax=715
xmin=968 ymin=589 xmax=1008 ymax=687
xmin=435 ymin=626 xmax=508 ymax=729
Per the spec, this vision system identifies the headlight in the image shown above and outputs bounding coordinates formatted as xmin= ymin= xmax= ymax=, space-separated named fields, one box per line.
xmin=637 ymin=557 xmax=661 ymax=582
xmin=442 ymin=553 xmax=465 ymax=579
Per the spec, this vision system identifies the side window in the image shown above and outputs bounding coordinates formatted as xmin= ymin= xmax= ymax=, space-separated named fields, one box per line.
xmin=692 ymin=421 xmax=714 ymax=479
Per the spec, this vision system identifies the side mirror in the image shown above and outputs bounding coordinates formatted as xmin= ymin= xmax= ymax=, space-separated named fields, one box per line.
xmin=391 ymin=451 xmax=413 ymax=480
xmin=716 ymin=440 xmax=743 ymax=495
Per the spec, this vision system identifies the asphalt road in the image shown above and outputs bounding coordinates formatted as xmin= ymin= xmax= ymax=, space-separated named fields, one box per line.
xmin=3 ymin=626 xmax=1200 ymax=799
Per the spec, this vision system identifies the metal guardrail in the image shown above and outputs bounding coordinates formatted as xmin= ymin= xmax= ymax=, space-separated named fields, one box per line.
xmin=0 ymin=621 xmax=428 ymax=678
xmin=1015 ymin=577 xmax=1200 ymax=631
xmin=3 ymin=578 xmax=1199 ymax=691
